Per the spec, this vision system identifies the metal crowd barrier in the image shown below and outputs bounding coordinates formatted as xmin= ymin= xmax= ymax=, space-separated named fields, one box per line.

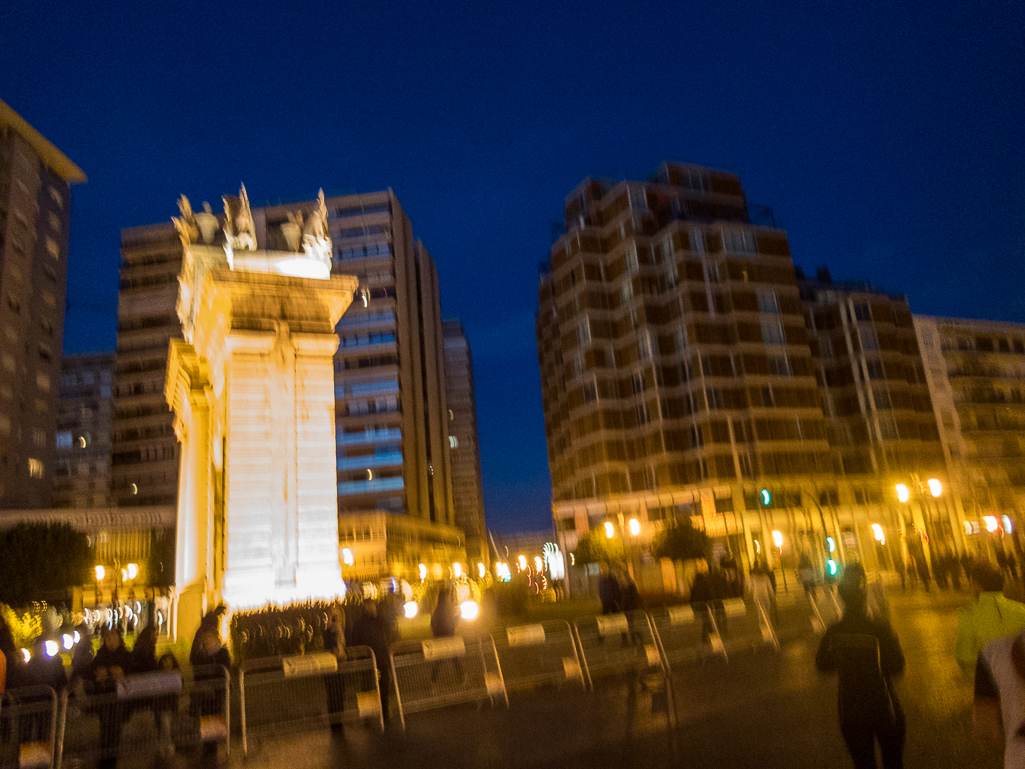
xmin=716 ymin=598 xmax=779 ymax=657
xmin=811 ymin=588 xmax=842 ymax=631
xmin=491 ymin=621 xmax=586 ymax=692
xmin=238 ymin=646 xmax=384 ymax=755
xmin=572 ymin=611 xmax=664 ymax=689
xmin=771 ymin=592 xmax=821 ymax=639
xmin=1 ymin=685 xmax=59 ymax=769
xmin=57 ymin=664 xmax=229 ymax=768
xmin=648 ymin=604 xmax=727 ymax=673
xmin=390 ymin=634 xmax=508 ymax=731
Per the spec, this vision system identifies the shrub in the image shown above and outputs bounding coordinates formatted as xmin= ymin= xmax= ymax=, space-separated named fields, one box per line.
xmin=229 ymin=601 xmax=337 ymax=663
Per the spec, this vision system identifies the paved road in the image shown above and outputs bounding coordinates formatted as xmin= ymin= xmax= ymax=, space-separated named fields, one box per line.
xmin=232 ymin=588 xmax=1003 ymax=769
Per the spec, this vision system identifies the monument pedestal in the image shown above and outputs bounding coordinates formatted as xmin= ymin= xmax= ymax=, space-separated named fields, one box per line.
xmin=167 ymin=234 xmax=357 ymax=634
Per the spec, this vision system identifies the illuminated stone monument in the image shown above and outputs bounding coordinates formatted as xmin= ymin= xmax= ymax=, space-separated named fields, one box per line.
xmin=166 ymin=187 xmax=357 ymax=639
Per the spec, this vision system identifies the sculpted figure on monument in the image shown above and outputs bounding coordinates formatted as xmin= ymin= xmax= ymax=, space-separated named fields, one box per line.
xmin=172 ymin=195 xmax=198 ymax=246
xmin=302 ymin=189 xmax=332 ymax=266
xmin=282 ymin=210 xmax=304 ymax=252
xmin=222 ymin=184 xmax=257 ymax=255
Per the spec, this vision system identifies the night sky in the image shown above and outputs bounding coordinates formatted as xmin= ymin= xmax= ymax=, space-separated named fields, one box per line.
xmin=3 ymin=1 xmax=1022 ymax=533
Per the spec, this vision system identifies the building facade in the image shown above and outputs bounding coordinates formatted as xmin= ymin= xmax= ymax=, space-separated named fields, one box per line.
xmin=54 ymin=352 xmax=115 ymax=508
xmin=0 ymin=100 xmax=85 ymax=509
xmin=114 ymin=189 xmax=462 ymax=578
xmin=538 ymin=164 xmax=953 ymax=590
xmin=915 ymin=316 xmax=1025 ymax=534
xmin=443 ymin=319 xmax=488 ymax=567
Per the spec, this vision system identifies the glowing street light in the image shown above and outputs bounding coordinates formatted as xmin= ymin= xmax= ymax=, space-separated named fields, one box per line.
xmin=517 ymin=555 xmax=527 ymax=570
xmin=453 ymin=562 xmax=463 ymax=578
xmin=895 ymin=484 xmax=910 ymax=503
xmin=604 ymin=521 xmax=615 ymax=539
xmin=418 ymin=563 xmax=427 ymax=581
xmin=403 ymin=601 xmax=419 ymax=619
xmin=927 ymin=478 xmax=942 ymax=498
xmin=94 ymin=565 xmax=105 ymax=581
xmin=477 ymin=562 xmax=486 ymax=579
xmin=871 ymin=523 xmax=886 ymax=545
xmin=126 ymin=563 xmax=138 ymax=580
xmin=628 ymin=518 xmax=641 ymax=536
xmin=985 ymin=516 xmax=999 ymax=532
xmin=342 ymin=548 xmax=354 ymax=566
xmin=460 ymin=600 xmax=480 ymax=621
xmin=771 ymin=530 xmax=784 ymax=549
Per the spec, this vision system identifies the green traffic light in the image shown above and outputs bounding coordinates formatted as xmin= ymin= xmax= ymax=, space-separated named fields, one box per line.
xmin=826 ymin=536 xmax=836 ymax=553
xmin=760 ymin=489 xmax=771 ymax=505
xmin=827 ymin=559 xmax=838 ymax=576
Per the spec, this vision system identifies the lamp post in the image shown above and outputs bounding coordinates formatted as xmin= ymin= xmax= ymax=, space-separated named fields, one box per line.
xmin=772 ymin=530 xmax=788 ymax=590
xmin=895 ymin=476 xmax=944 ymax=576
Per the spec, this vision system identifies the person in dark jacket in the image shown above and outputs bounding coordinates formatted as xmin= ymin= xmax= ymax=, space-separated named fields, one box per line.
xmin=189 ymin=606 xmax=226 ymax=667
xmin=431 ymin=586 xmax=459 ymax=638
xmin=190 ymin=628 xmax=230 ymax=767
xmin=597 ymin=563 xmax=623 ymax=615
xmin=322 ymin=604 xmax=347 ymax=733
xmin=816 ymin=565 xmax=906 ymax=769
xmin=131 ymin=625 xmax=159 ymax=674
xmin=349 ymin=600 xmax=391 ymax=721
xmin=89 ymin=627 xmax=135 ymax=768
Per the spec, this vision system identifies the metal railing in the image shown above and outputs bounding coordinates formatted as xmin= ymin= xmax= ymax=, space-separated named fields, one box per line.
xmin=491 ymin=620 xmax=586 ymax=692
xmin=716 ymin=598 xmax=779 ymax=657
xmin=390 ymin=635 xmax=508 ymax=731
xmin=572 ymin=611 xmax=664 ymax=689
xmin=648 ymin=604 xmax=727 ymax=673
xmin=1 ymin=685 xmax=59 ymax=769
xmin=238 ymin=647 xmax=384 ymax=755
xmin=57 ymin=664 xmax=229 ymax=768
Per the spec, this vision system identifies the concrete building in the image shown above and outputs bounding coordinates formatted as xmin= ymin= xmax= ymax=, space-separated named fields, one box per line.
xmin=914 ymin=316 xmax=1025 ymax=537
xmin=0 ymin=99 xmax=86 ymax=509
xmin=538 ymin=163 xmax=949 ymax=591
xmin=114 ymin=189 xmax=462 ymax=582
xmin=443 ymin=320 xmax=488 ymax=568
xmin=799 ymin=273 xmax=950 ymax=567
xmin=54 ymin=352 xmax=115 ymax=508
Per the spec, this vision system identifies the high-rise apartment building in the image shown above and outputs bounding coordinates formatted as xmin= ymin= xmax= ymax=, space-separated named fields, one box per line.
xmin=914 ymin=316 xmax=1025 ymax=528
xmin=54 ymin=352 xmax=115 ymax=508
xmin=443 ymin=319 xmax=488 ymax=567
xmin=114 ymin=189 xmax=462 ymax=578
xmin=539 ymin=163 xmax=949 ymax=587
xmin=0 ymin=100 xmax=85 ymax=509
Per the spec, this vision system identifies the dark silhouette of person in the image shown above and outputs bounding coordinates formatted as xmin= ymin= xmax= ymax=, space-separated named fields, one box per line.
xmin=88 ymin=627 xmax=134 ymax=769
xmin=131 ymin=625 xmax=159 ymax=674
xmin=190 ymin=628 xmax=230 ymax=767
xmin=816 ymin=564 xmax=905 ymax=769
xmin=322 ymin=603 xmax=347 ymax=733
xmin=597 ymin=562 xmax=623 ymax=614
xmin=350 ymin=600 xmax=391 ymax=722
xmin=431 ymin=586 xmax=460 ymax=638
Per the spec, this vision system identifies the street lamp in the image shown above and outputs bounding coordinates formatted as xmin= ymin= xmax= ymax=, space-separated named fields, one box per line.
xmin=927 ymin=478 xmax=942 ymax=498
xmin=628 ymin=518 xmax=641 ymax=536
xmin=604 ymin=521 xmax=615 ymax=539
xmin=772 ymin=530 xmax=788 ymax=590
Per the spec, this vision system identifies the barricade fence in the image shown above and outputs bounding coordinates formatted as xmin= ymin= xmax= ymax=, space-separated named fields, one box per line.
xmin=390 ymin=634 xmax=508 ymax=731
xmin=716 ymin=598 xmax=779 ymax=657
xmin=573 ymin=611 xmax=664 ymax=690
xmin=1 ymin=685 xmax=59 ymax=769
xmin=648 ymin=604 xmax=726 ymax=673
xmin=491 ymin=620 xmax=586 ymax=692
xmin=57 ymin=664 xmax=229 ymax=768
xmin=239 ymin=646 xmax=384 ymax=755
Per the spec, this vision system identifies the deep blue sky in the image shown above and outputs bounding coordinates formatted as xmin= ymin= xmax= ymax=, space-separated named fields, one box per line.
xmin=3 ymin=1 xmax=1022 ymax=533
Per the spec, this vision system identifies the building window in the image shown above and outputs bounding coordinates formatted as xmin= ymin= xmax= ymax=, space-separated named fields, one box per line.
xmin=757 ymin=291 xmax=780 ymax=314
xmin=761 ymin=320 xmax=786 ymax=346
xmin=36 ymin=372 xmax=50 ymax=392
xmin=576 ymin=318 xmax=591 ymax=346
xmin=860 ymin=328 xmax=879 ymax=351
xmin=853 ymin=302 xmax=871 ymax=321
xmin=56 ymin=430 xmax=73 ymax=448
xmin=878 ymin=415 xmax=899 ymax=441
xmin=629 ymin=187 xmax=648 ymax=212
xmin=28 ymin=458 xmax=44 ymax=479
xmin=448 ymin=435 xmax=458 ymax=449
xmin=46 ymin=237 xmax=60 ymax=260
xmin=690 ymin=425 xmax=704 ymax=448
xmin=635 ymin=403 xmax=651 ymax=425
xmin=722 ymin=228 xmax=755 ymax=255
xmin=689 ymin=229 xmax=705 ymax=254
xmin=865 ymin=360 xmax=885 ymax=380
xmin=625 ymin=246 xmax=639 ymax=273
xmin=637 ymin=332 xmax=652 ymax=362
xmin=631 ymin=371 xmax=646 ymax=395
xmin=661 ymin=236 xmax=674 ymax=264
xmin=675 ymin=327 xmax=689 ymax=353
xmin=873 ymin=389 xmax=892 ymax=410
xmin=705 ymin=387 xmax=725 ymax=410
xmin=767 ymin=355 xmax=791 ymax=376
xmin=621 ymin=280 xmax=634 ymax=303
xmin=762 ymin=387 xmax=774 ymax=407
xmin=582 ymin=381 xmax=597 ymax=404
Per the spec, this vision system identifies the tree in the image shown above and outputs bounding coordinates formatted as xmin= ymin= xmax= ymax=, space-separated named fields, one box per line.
xmin=573 ymin=528 xmax=625 ymax=565
xmin=0 ymin=523 xmax=92 ymax=606
xmin=650 ymin=520 xmax=710 ymax=563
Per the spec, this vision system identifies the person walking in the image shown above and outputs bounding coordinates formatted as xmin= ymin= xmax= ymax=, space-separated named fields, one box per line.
xmin=974 ymin=627 xmax=1025 ymax=768
xmin=190 ymin=628 xmax=230 ymax=767
xmin=816 ymin=566 xmax=906 ymax=769
xmin=597 ymin=562 xmax=623 ymax=615
xmin=955 ymin=560 xmax=1025 ymax=676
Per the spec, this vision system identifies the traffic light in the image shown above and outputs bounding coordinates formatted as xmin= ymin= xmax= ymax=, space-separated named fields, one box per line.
xmin=826 ymin=536 xmax=836 ymax=553
xmin=760 ymin=488 xmax=772 ymax=507
xmin=826 ymin=558 xmax=838 ymax=578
